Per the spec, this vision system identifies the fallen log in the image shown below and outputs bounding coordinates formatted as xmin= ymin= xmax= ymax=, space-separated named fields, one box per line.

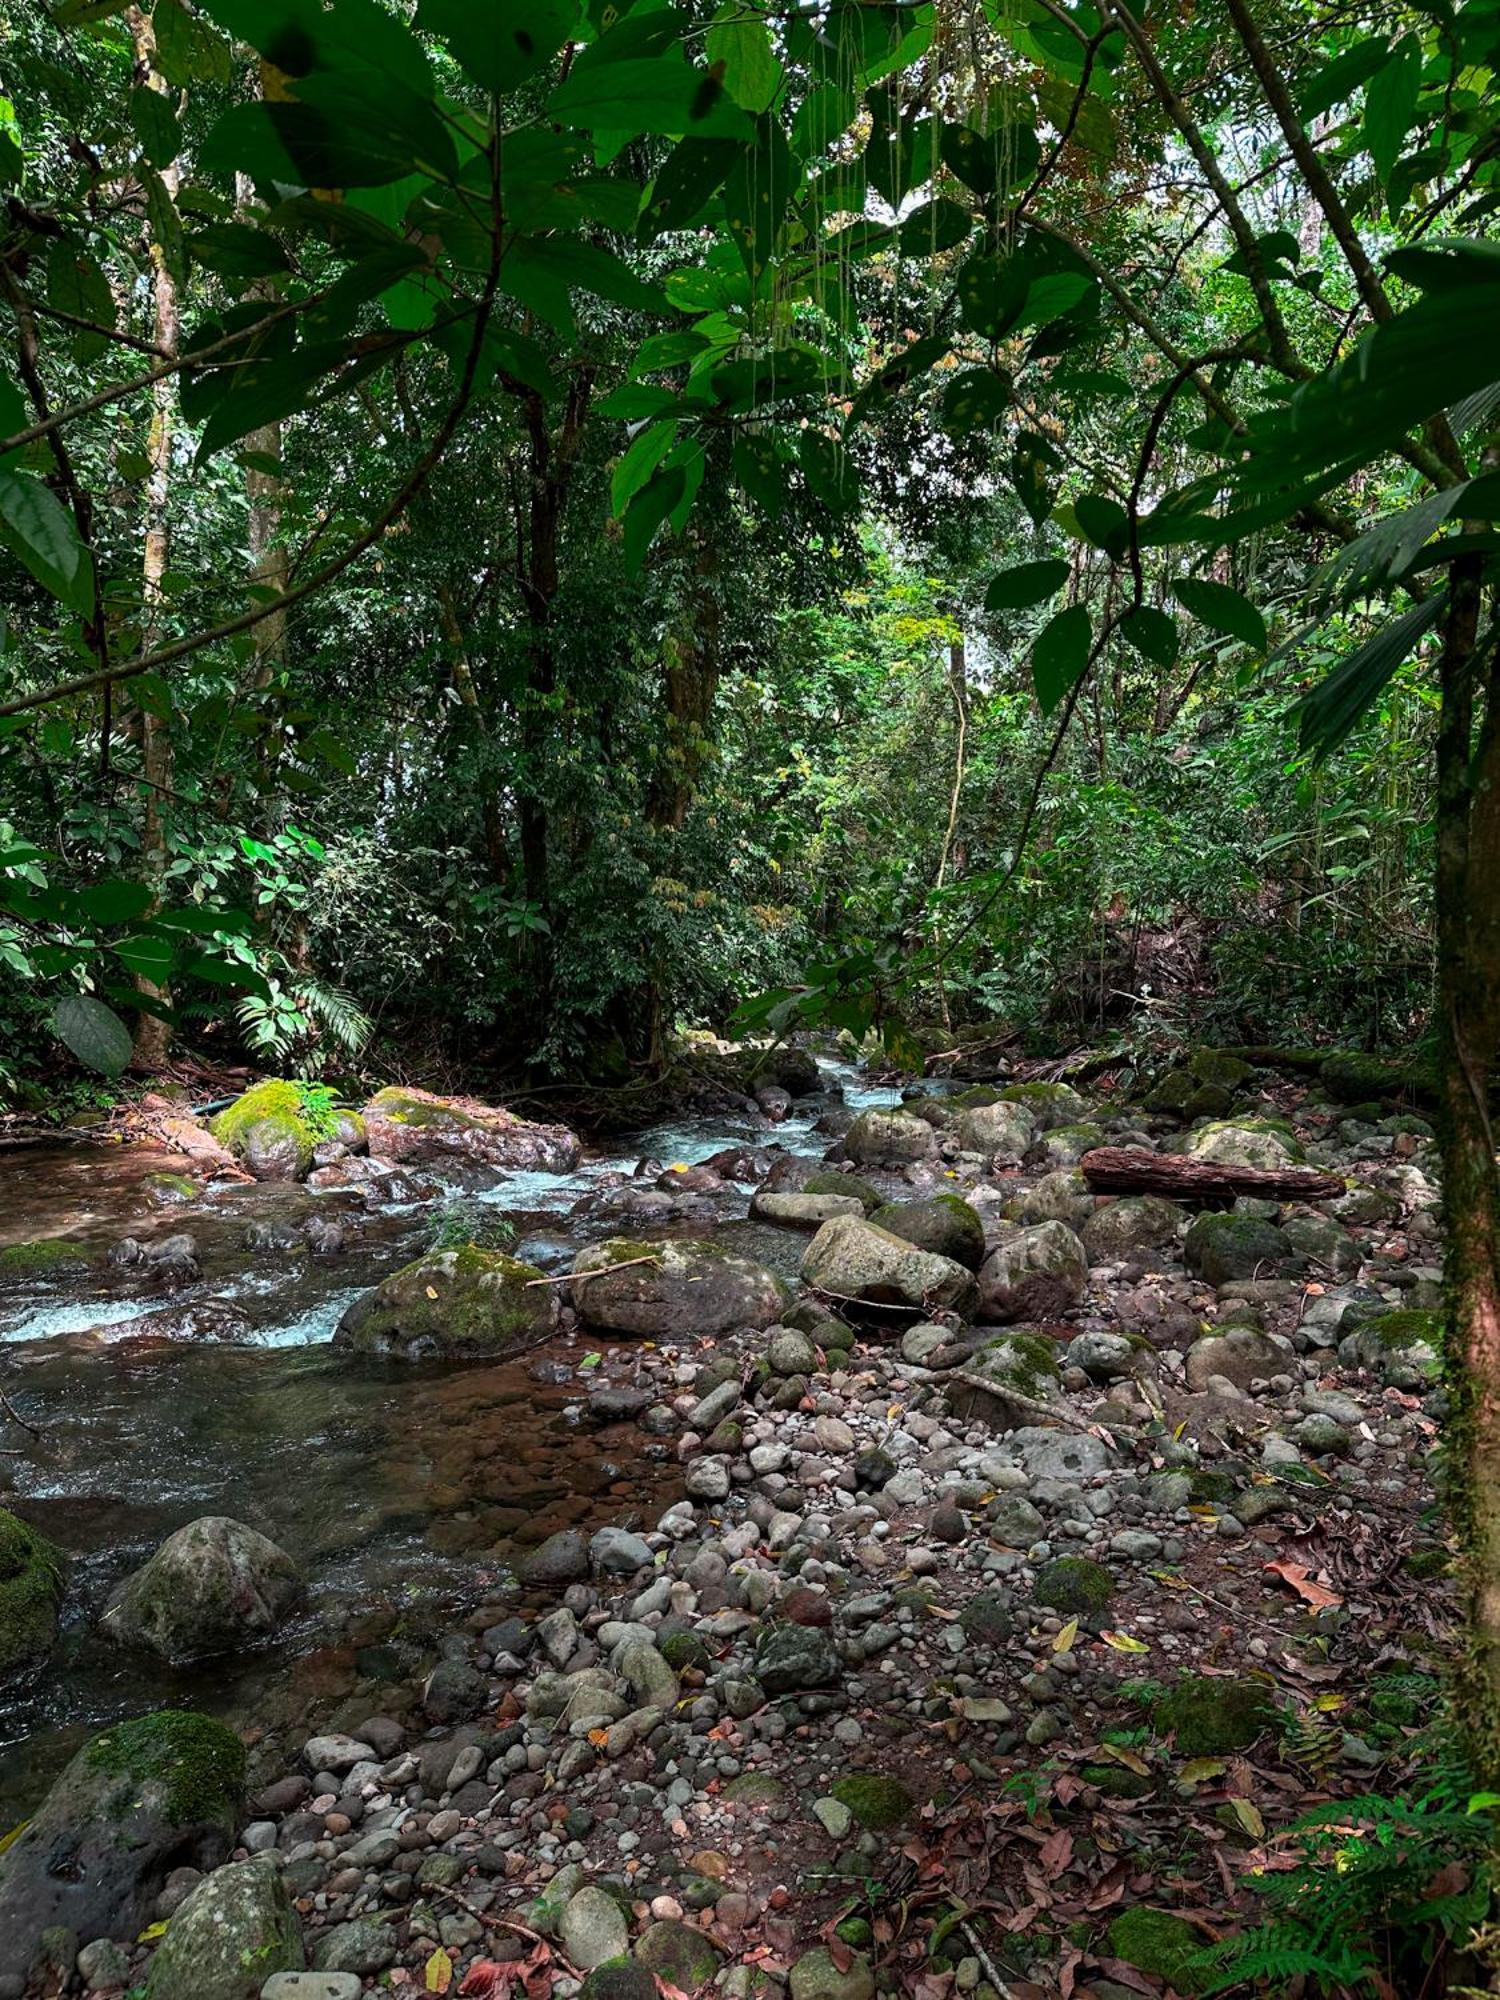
xmin=1079 ymin=1145 xmax=1344 ymax=1204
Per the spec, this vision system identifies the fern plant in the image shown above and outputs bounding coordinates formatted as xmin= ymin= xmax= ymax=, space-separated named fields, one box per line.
xmin=1194 ymin=1757 xmax=1494 ymax=1997
xmin=235 ymin=972 xmax=371 ymax=1074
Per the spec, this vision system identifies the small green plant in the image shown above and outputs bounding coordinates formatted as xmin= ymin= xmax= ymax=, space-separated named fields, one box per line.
xmin=426 ymin=1195 xmax=517 ymax=1254
xmin=1193 ymin=1748 xmax=1494 ymax=1996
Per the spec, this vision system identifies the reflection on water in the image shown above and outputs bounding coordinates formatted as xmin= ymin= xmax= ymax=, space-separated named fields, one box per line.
xmin=0 ymin=1057 xmax=898 ymax=1816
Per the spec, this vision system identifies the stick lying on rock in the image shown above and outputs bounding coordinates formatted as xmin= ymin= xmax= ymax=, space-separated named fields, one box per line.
xmin=1079 ymin=1145 xmax=1344 ymax=1203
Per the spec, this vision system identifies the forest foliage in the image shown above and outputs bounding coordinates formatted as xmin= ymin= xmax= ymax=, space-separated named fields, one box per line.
xmin=0 ymin=0 xmax=1496 ymax=1088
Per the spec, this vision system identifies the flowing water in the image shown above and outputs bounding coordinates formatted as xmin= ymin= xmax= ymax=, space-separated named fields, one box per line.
xmin=0 ymin=1064 xmax=901 ymax=1819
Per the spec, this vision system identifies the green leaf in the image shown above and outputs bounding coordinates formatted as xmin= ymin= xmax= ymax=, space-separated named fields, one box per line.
xmin=46 ymin=243 xmax=116 ymax=361
xmin=417 ymin=0 xmax=575 ymax=89
xmin=113 ymin=933 xmax=175 ymax=982
xmin=130 ymin=85 xmax=181 ymax=168
xmin=1298 ymin=37 xmax=1389 ymax=120
xmin=958 ymin=252 xmax=1030 ymax=341
xmin=706 ymin=2 xmax=781 ymax=114
xmin=1072 ymin=493 xmax=1129 ymax=558
xmin=986 ymin=558 xmax=1070 ymax=611
xmin=1295 ymin=590 xmax=1447 ymax=758
xmin=1172 ymin=576 xmax=1268 ymax=652
xmin=622 ymin=465 xmax=686 ymax=571
xmin=54 ymin=994 xmax=133 ymax=1075
xmin=0 ymin=466 xmax=91 ymax=612
xmin=1119 ymin=605 xmax=1179 ymax=666
xmin=1032 ymin=603 xmax=1092 ymax=716
xmin=1012 ymin=430 xmax=1060 ymax=527
xmin=189 ymin=222 xmax=291 ymax=282
xmin=202 ymin=88 xmax=454 ymax=191
xmin=153 ymin=0 xmax=232 ymax=86
xmin=142 ymin=165 xmax=186 ymax=284
xmin=941 ymin=368 xmax=1011 ymax=435
xmin=551 ymin=58 xmax=751 ymax=140
xmin=79 ymin=879 xmax=156 ymax=923
xmin=1363 ymin=34 xmax=1421 ymax=190
xmin=898 ymin=198 xmax=972 ymax=256
xmin=733 ymin=432 xmax=789 ymax=516
xmin=799 ymin=430 xmax=858 ymax=512
xmin=639 ymin=137 xmax=743 ymax=238
xmin=723 ymin=117 xmax=794 ymax=280
xmin=938 ymin=120 xmax=1039 ymax=195
xmin=611 ymin=421 xmax=678 ymax=515
xmin=863 ymin=86 xmax=932 ymax=206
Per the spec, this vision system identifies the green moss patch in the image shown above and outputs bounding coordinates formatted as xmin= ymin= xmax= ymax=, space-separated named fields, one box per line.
xmin=0 ymin=1508 xmax=66 ymax=1678
xmin=830 ymin=1773 xmax=915 ymax=1828
xmin=85 ymin=1709 xmax=246 ymax=1828
xmin=1155 ymin=1675 xmax=1274 ymax=1756
xmin=1033 ymin=1556 xmax=1114 ymax=1615
xmin=1107 ymin=1908 xmax=1204 ymax=1990
xmin=210 ymin=1079 xmax=345 ymax=1177
xmin=805 ymin=1172 xmax=881 ymax=1212
xmin=0 ymin=1237 xmax=88 ymax=1274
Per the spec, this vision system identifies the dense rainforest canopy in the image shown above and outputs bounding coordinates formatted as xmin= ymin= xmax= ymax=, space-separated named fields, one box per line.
xmin=4 ymin=0 xmax=1500 ymax=1991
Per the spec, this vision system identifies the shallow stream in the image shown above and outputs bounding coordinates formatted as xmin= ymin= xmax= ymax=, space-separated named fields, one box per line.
xmin=0 ymin=1064 xmax=900 ymax=1819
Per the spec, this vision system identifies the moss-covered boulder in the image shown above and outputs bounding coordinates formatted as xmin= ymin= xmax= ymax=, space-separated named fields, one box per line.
xmin=1081 ymin=1195 xmax=1185 ymax=1265
xmin=0 ymin=1507 xmax=66 ymax=1684
xmin=1341 ymin=1307 xmax=1442 ymax=1388
xmin=978 ymin=1219 xmax=1088 ymax=1321
xmin=1006 ymin=1168 xmax=1093 ymax=1228
xmin=0 ymin=1710 xmax=245 ymax=1981
xmin=1184 ymin=1322 xmax=1286 ymax=1391
xmin=1187 ymin=1120 xmax=1303 ymax=1170
xmin=869 ymin=1194 xmax=986 ymax=1270
xmin=1033 ymin=1556 xmax=1114 ymax=1615
xmin=1183 ymin=1212 xmax=1293 ymax=1287
xmin=1321 ymin=1049 xmax=1436 ymax=1106
xmin=956 ymin=1099 xmax=1036 ymax=1162
xmin=844 ymin=1107 xmax=937 ymax=1166
xmin=947 ymin=1331 xmax=1062 ymax=1421
xmin=1107 ymin=1907 xmax=1204 ymax=1990
xmin=1029 ymin=1121 xmax=1106 ymax=1167
xmin=210 ymin=1080 xmax=334 ymax=1180
xmin=362 ymin=1084 xmax=580 ymax=1172
xmin=750 ymin=1189 xmax=867 ymax=1228
xmin=804 ymin=1170 xmax=882 ymax=1213
xmin=100 ymin=1516 xmax=302 ymax=1663
xmin=144 ymin=1856 xmax=303 ymax=2000
xmin=335 ymin=1244 xmax=558 ymax=1361
xmin=572 ymin=1236 xmax=789 ymax=1338
xmin=801 ymin=1212 xmax=978 ymax=1320
xmin=634 ymin=1919 xmax=724 ymax=1989
xmin=830 ymin=1774 xmax=915 ymax=1828
xmin=1155 ymin=1675 xmax=1275 ymax=1755
xmin=999 ymin=1079 xmax=1089 ymax=1129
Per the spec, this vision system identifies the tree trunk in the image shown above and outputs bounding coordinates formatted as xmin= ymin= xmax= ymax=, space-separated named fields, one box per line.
xmin=1435 ymin=549 xmax=1500 ymax=1776
xmin=128 ymin=8 xmax=180 ymax=1072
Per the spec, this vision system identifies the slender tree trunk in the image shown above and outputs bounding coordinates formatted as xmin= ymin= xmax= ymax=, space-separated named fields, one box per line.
xmin=1435 ymin=549 xmax=1500 ymax=1776
xmin=128 ymin=9 xmax=180 ymax=1071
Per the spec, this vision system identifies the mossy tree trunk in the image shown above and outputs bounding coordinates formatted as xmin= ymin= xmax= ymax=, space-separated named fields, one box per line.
xmin=1435 ymin=550 xmax=1500 ymax=1775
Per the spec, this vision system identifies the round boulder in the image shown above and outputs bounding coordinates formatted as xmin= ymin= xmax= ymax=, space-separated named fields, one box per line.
xmin=801 ymin=1212 xmax=978 ymax=1320
xmin=0 ymin=1507 xmax=66 ymax=1686
xmin=362 ymin=1085 xmax=580 ymax=1172
xmin=101 ymin=1516 xmax=302 ymax=1663
xmin=571 ymin=1237 xmax=789 ymax=1337
xmin=977 ymin=1220 xmax=1088 ymax=1321
xmin=868 ymin=1194 xmax=986 ymax=1270
xmin=844 ymin=1108 xmax=937 ymax=1166
xmin=334 ymin=1245 xmax=558 ymax=1362
xmin=144 ymin=1856 xmax=303 ymax=2000
xmin=1080 ymin=1195 xmax=1185 ymax=1265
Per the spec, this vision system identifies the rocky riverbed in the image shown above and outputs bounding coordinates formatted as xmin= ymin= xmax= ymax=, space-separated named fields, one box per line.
xmin=0 ymin=1049 xmax=1457 ymax=1998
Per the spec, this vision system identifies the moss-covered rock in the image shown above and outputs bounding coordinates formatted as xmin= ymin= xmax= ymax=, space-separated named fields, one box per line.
xmin=1155 ymin=1675 xmax=1274 ymax=1755
xmin=634 ymin=1919 xmax=723 ymax=1988
xmin=1321 ymin=1049 xmax=1436 ymax=1106
xmin=1084 ymin=1763 xmax=1154 ymax=1799
xmin=100 ymin=1516 xmax=302 ymax=1663
xmin=956 ymin=1099 xmax=1036 ymax=1162
xmin=868 ymin=1194 xmax=986 ymax=1270
xmin=844 ymin=1107 xmax=937 ymax=1166
xmin=1187 ymin=1118 xmax=1304 ymax=1169
xmin=0 ymin=1236 xmax=89 ymax=1275
xmin=978 ymin=1219 xmax=1088 ymax=1321
xmin=335 ymin=1244 xmax=559 ymax=1361
xmin=0 ymin=1710 xmax=245 ymax=1980
xmin=362 ymin=1084 xmax=580 ymax=1172
xmin=948 ymin=1331 xmax=1062 ymax=1423
xmin=573 ymin=1236 xmax=789 ymax=1338
xmin=144 ymin=1856 xmax=303 ymax=2000
xmin=801 ymin=1213 xmax=978 ymax=1320
xmin=1081 ymin=1195 xmax=1184 ymax=1264
xmin=1034 ymin=1556 xmax=1114 ymax=1615
xmin=1029 ymin=1121 xmax=1106 ymax=1167
xmin=210 ymin=1080 xmax=334 ymax=1181
xmin=1000 ymin=1080 xmax=1089 ymax=1128
xmin=1107 ymin=1908 xmax=1203 ymax=1990
xmin=1183 ymin=1212 xmax=1293 ymax=1287
xmin=829 ymin=1774 xmax=915 ymax=1828
xmin=0 ymin=1507 xmax=66 ymax=1682
xmin=803 ymin=1171 xmax=882 ymax=1213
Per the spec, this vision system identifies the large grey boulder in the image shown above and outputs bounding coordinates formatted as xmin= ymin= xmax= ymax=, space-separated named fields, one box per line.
xmin=749 ymin=1189 xmax=866 ymax=1228
xmin=0 ymin=1506 xmax=66 ymax=1686
xmin=334 ymin=1245 xmax=558 ymax=1361
xmin=955 ymin=1100 xmax=1035 ymax=1162
xmin=868 ymin=1195 xmax=986 ymax=1270
xmin=1185 ymin=1324 xmax=1288 ymax=1391
xmin=977 ymin=1220 xmax=1088 ymax=1321
xmin=1183 ymin=1213 xmax=1293 ymax=1287
xmin=999 ymin=1081 xmax=1089 ymax=1130
xmin=1187 ymin=1121 xmax=1301 ymax=1170
xmin=1081 ymin=1195 xmax=1185 ymax=1264
xmin=571 ymin=1238 xmax=789 ymax=1338
xmin=144 ymin=1856 xmax=303 ymax=2000
xmin=844 ymin=1108 xmax=937 ymax=1166
xmin=801 ymin=1212 xmax=978 ymax=1320
xmin=0 ymin=1710 xmax=245 ymax=1981
xmin=101 ymin=1516 xmax=302 ymax=1663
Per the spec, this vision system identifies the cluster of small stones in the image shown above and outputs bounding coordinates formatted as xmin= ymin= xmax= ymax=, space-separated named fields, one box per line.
xmin=8 ymin=1065 xmax=1450 ymax=2000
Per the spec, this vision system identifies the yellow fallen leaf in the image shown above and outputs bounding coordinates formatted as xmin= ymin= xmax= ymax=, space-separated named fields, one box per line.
xmin=1314 ymin=1693 xmax=1348 ymax=1712
xmin=1053 ymin=1617 xmax=1079 ymax=1654
xmin=1098 ymin=1743 xmax=1151 ymax=1776
xmin=1179 ymin=1758 xmax=1226 ymax=1785
xmin=0 ymin=1820 xmax=28 ymax=1859
xmin=1101 ymin=1629 xmax=1150 ymax=1654
xmin=425 ymin=1285 xmax=438 ymax=1299
xmin=425 ymin=1946 xmax=454 ymax=1994
xmin=137 ymin=1920 xmax=169 ymax=1943
xmin=1230 ymin=1798 xmax=1265 ymax=1839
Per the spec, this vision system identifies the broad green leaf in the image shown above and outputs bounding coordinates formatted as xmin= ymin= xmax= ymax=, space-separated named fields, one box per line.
xmin=1298 ymin=37 xmax=1389 ymax=120
xmin=639 ymin=137 xmax=743 ymax=238
xmin=941 ymin=368 xmax=1011 ymax=435
xmin=938 ymin=120 xmax=1040 ymax=196
xmin=113 ymin=934 xmax=175 ymax=982
xmin=790 ymin=82 xmax=855 ymax=162
xmin=1012 ymin=430 xmax=1060 ymax=526
xmin=1119 ymin=604 xmax=1180 ymax=666
xmin=1173 ymin=575 xmax=1267 ymax=651
xmin=986 ymin=559 xmax=1069 ymax=610
xmin=723 ymin=117 xmax=794 ymax=280
xmin=418 ymin=0 xmax=575 ymax=89
xmin=153 ymin=0 xmax=233 ymax=86
xmin=898 ymin=198 xmax=972 ymax=256
xmin=958 ymin=252 xmax=1030 ymax=341
xmin=1072 ymin=493 xmax=1129 ymax=557
xmin=551 ymin=59 xmax=751 ymax=140
xmin=46 ymin=243 xmax=116 ymax=361
xmin=1364 ymin=34 xmax=1421 ymax=189
xmin=130 ymin=85 xmax=181 ymax=168
xmin=863 ymin=88 xmax=932 ymax=206
xmin=189 ymin=222 xmax=292 ymax=283
xmin=799 ymin=430 xmax=858 ymax=512
xmin=1032 ymin=602 xmax=1092 ymax=715
xmin=54 ymin=994 xmax=133 ymax=1076
xmin=623 ymin=464 xmax=686 ymax=571
xmin=1295 ymin=591 xmax=1447 ymax=758
xmin=733 ymin=432 xmax=789 ymax=516
xmin=79 ymin=880 xmax=156 ymax=923
xmin=706 ymin=3 xmax=782 ymax=114
xmin=202 ymin=89 xmax=454 ymax=190
xmin=0 ymin=466 xmax=91 ymax=612
xmin=612 ymin=421 xmax=678 ymax=515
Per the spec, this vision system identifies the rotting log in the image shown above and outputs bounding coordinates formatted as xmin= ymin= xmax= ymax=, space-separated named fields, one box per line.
xmin=1080 ymin=1146 xmax=1343 ymax=1203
